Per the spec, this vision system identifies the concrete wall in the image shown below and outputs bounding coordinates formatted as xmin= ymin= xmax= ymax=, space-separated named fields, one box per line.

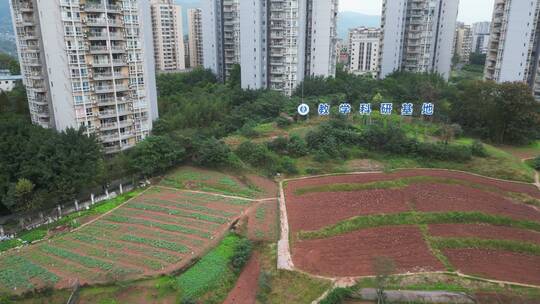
xmin=139 ymin=0 xmax=159 ymax=123
xmin=308 ymin=0 xmax=338 ymax=77
xmin=202 ymin=0 xmax=221 ymax=77
xmin=434 ymin=0 xmax=459 ymax=79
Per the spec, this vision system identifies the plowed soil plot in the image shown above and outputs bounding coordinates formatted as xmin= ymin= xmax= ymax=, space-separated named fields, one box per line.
xmin=285 ymin=169 xmax=540 ymax=233
xmin=292 ymin=226 xmax=444 ymax=277
xmin=408 ymin=183 xmax=540 ymax=222
xmin=0 ymin=187 xmax=254 ymax=294
xmin=444 ymin=249 xmax=540 ymax=285
xmin=246 ymin=200 xmax=279 ymax=242
xmin=223 ymin=253 xmax=260 ymax=304
xmin=429 ymin=224 xmax=540 ymax=245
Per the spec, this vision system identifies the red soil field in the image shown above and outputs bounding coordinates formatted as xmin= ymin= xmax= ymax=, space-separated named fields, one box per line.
xmin=407 ymin=183 xmax=540 ymax=222
xmin=444 ymin=249 xmax=540 ymax=285
xmin=223 ymin=253 xmax=260 ymax=304
xmin=292 ymin=226 xmax=444 ymax=277
xmin=286 ymin=169 xmax=540 ymax=198
xmin=287 ymin=189 xmax=410 ymax=232
xmin=285 ymin=170 xmax=540 ymax=234
xmin=428 ymin=224 xmax=540 ymax=245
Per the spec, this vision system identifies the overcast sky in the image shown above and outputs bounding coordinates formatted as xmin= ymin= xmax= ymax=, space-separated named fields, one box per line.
xmin=339 ymin=0 xmax=494 ymax=24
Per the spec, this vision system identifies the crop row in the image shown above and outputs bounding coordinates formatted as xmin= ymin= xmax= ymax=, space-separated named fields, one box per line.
xmin=139 ymin=197 xmax=236 ymax=218
xmin=55 ymin=238 xmax=164 ymax=271
xmin=104 ymin=215 xmax=213 ymax=239
xmin=0 ymin=255 xmax=59 ymax=290
xmin=256 ymin=205 xmax=267 ymax=220
xmin=179 ymin=191 xmax=251 ymax=206
xmin=25 ymin=251 xmax=102 ymax=282
xmin=125 ymin=202 xmax=228 ymax=224
xmin=115 ymin=207 xmax=221 ymax=232
xmin=120 ymin=234 xmax=190 ymax=253
xmin=124 ymin=224 xmax=205 ymax=247
xmin=73 ymin=232 xmax=182 ymax=264
xmin=39 ymin=244 xmax=138 ymax=277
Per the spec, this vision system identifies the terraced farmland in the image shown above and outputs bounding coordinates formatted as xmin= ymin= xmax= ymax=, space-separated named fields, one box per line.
xmin=285 ymin=169 xmax=540 ymax=285
xmin=0 ymin=187 xmax=255 ymax=294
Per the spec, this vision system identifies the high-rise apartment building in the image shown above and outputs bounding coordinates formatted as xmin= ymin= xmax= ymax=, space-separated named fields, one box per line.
xmin=484 ymin=0 xmax=540 ymax=96
xmin=150 ymin=0 xmax=185 ymax=72
xmin=379 ymin=0 xmax=459 ymax=80
xmin=201 ymin=0 xmax=240 ymax=81
xmin=348 ymin=27 xmax=380 ymax=76
xmin=187 ymin=8 xmax=203 ymax=68
xmin=10 ymin=0 xmax=158 ymax=153
xmin=472 ymin=21 xmax=490 ymax=54
xmin=454 ymin=22 xmax=473 ymax=63
xmin=239 ymin=0 xmax=338 ymax=95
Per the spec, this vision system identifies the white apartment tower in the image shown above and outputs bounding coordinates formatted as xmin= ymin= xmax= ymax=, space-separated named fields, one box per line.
xmin=150 ymin=0 xmax=186 ymax=72
xmin=188 ymin=8 xmax=203 ymax=68
xmin=348 ymin=27 xmax=381 ymax=76
xmin=10 ymin=0 xmax=158 ymax=154
xmin=454 ymin=23 xmax=473 ymax=63
xmin=201 ymin=0 xmax=240 ymax=81
xmin=484 ymin=0 xmax=540 ymax=100
xmin=240 ymin=0 xmax=338 ymax=95
xmin=379 ymin=0 xmax=459 ymax=79
xmin=472 ymin=21 xmax=490 ymax=54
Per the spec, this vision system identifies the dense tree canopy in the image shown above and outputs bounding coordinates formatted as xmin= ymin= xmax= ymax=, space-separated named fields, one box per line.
xmin=0 ymin=116 xmax=103 ymax=213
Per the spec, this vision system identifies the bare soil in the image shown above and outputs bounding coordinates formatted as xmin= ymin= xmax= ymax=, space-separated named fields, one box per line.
xmin=223 ymin=253 xmax=261 ymax=304
xmin=444 ymin=249 xmax=540 ymax=285
xmin=428 ymin=224 xmax=540 ymax=245
xmin=292 ymin=226 xmax=444 ymax=277
xmin=286 ymin=189 xmax=410 ymax=232
xmin=408 ymin=183 xmax=540 ymax=222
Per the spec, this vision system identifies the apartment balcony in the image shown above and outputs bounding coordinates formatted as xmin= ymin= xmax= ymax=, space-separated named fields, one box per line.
xmin=84 ymin=3 xmax=122 ymax=13
xmin=93 ymin=72 xmax=128 ymax=81
xmin=100 ymin=119 xmax=133 ymax=131
xmin=91 ymin=59 xmax=126 ymax=67
xmin=85 ymin=18 xmax=123 ymax=27
xmin=96 ymin=97 xmax=128 ymax=106
xmin=95 ymin=84 xmax=129 ymax=93
xmin=98 ymin=108 xmax=131 ymax=118
xmin=87 ymin=32 xmax=125 ymax=41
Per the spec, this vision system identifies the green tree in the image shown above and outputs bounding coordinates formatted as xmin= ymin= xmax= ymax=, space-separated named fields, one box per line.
xmin=128 ymin=136 xmax=186 ymax=177
xmin=452 ymin=81 xmax=540 ymax=144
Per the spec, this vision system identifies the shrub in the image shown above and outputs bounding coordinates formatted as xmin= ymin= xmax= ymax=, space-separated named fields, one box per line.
xmin=236 ymin=142 xmax=274 ymax=168
xmin=471 ymin=140 xmax=488 ymax=157
xmin=193 ymin=138 xmax=233 ymax=168
xmin=231 ymin=239 xmax=252 ymax=272
xmin=278 ymin=156 xmax=298 ymax=175
xmin=533 ymin=156 xmax=540 ymax=170
xmin=267 ymin=137 xmax=289 ymax=154
xmin=239 ymin=121 xmax=260 ymax=138
xmin=415 ymin=142 xmax=472 ymax=162
xmin=181 ymin=297 xmax=197 ymax=304
xmin=276 ymin=116 xmax=292 ymax=128
xmin=287 ymin=135 xmax=308 ymax=157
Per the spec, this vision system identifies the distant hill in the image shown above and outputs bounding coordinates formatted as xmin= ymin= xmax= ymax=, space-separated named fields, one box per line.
xmin=337 ymin=12 xmax=381 ymax=39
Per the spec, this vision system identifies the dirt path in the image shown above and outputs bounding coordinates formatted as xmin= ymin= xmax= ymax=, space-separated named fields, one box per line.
xmin=223 ymin=253 xmax=261 ymax=304
xmin=277 ymin=180 xmax=294 ymax=270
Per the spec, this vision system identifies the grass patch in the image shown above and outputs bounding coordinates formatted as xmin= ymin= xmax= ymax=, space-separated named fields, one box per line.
xmin=431 ymin=237 xmax=540 ymax=256
xmin=299 ymin=212 xmax=540 ymax=240
xmin=175 ymin=234 xmax=242 ymax=303
xmin=256 ymin=243 xmax=332 ymax=304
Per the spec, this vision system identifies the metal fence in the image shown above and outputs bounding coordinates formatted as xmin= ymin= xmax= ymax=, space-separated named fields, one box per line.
xmin=0 ymin=181 xmax=140 ymax=240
